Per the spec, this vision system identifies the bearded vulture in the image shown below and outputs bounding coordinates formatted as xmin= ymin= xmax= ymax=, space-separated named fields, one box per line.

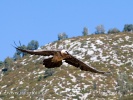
xmin=14 ymin=47 xmax=109 ymax=74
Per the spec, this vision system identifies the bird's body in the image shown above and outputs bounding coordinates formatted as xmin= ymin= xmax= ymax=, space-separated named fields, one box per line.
xmin=51 ymin=51 xmax=69 ymax=62
xmin=14 ymin=46 xmax=109 ymax=74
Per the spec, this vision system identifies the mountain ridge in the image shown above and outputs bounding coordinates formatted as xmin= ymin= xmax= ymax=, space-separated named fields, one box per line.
xmin=0 ymin=32 xmax=133 ymax=100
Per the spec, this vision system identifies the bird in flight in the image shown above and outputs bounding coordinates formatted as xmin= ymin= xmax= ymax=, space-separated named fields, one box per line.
xmin=14 ymin=46 xmax=109 ymax=74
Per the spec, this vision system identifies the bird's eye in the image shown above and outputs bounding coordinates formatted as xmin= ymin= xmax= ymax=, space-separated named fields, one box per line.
xmin=65 ymin=51 xmax=68 ymax=54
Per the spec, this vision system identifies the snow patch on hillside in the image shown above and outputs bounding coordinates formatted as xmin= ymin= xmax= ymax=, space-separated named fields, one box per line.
xmin=69 ymin=74 xmax=76 ymax=82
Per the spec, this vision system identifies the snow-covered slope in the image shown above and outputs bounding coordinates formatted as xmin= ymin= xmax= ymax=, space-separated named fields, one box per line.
xmin=0 ymin=33 xmax=133 ymax=100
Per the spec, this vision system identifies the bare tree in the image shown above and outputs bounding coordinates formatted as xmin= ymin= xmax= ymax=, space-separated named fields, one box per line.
xmin=58 ymin=32 xmax=68 ymax=40
xmin=95 ymin=24 xmax=105 ymax=34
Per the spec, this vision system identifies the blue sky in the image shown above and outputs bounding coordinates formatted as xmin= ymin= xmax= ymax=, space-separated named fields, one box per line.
xmin=0 ymin=0 xmax=133 ymax=61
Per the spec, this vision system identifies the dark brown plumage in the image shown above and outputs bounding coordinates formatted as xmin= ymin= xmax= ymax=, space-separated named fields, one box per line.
xmin=14 ymin=47 xmax=109 ymax=74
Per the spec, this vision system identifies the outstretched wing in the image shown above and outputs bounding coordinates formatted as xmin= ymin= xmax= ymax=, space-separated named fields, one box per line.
xmin=14 ymin=46 xmax=60 ymax=56
xmin=65 ymin=54 xmax=108 ymax=74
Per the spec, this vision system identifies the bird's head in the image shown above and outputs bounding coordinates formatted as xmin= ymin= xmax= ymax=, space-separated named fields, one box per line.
xmin=61 ymin=50 xmax=68 ymax=55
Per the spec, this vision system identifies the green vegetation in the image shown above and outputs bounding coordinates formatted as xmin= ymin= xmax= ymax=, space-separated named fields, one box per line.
xmin=27 ymin=40 xmax=39 ymax=50
xmin=82 ymin=27 xmax=89 ymax=36
xmin=123 ymin=24 xmax=133 ymax=32
xmin=108 ymin=28 xmax=120 ymax=34
xmin=0 ymin=61 xmax=3 ymax=67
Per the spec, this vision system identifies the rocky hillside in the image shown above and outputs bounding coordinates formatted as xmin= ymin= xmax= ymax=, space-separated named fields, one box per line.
xmin=0 ymin=33 xmax=133 ymax=100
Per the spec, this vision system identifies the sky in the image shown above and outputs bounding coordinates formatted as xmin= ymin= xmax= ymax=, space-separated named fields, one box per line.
xmin=0 ymin=0 xmax=133 ymax=61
